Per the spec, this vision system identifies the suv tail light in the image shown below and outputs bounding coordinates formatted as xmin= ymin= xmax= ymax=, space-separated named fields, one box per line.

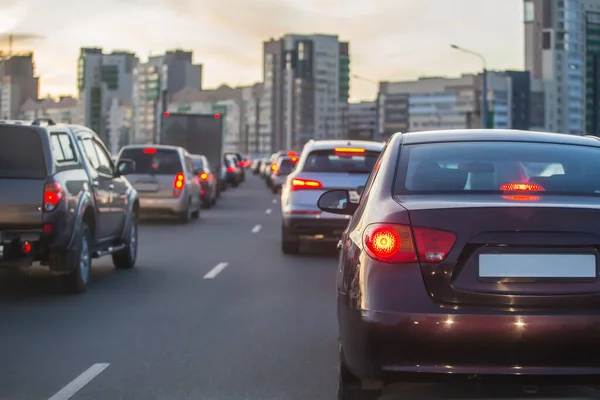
xmin=291 ymin=178 xmax=322 ymax=190
xmin=199 ymin=172 xmax=208 ymax=180
xmin=44 ymin=182 xmax=64 ymax=212
xmin=173 ymin=173 xmax=184 ymax=197
xmin=363 ymin=223 xmax=456 ymax=263
xmin=227 ymin=166 xmax=235 ymax=173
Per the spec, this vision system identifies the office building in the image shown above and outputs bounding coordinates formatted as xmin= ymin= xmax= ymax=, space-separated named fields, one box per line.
xmin=77 ymin=48 xmax=138 ymax=146
xmin=20 ymin=96 xmax=79 ymax=123
xmin=0 ymin=53 xmax=39 ymax=119
xmin=347 ymin=101 xmax=377 ymax=140
xmin=524 ymin=0 xmax=600 ymax=135
xmin=263 ymin=34 xmax=350 ymax=151
xmin=131 ymin=50 xmax=203 ymax=144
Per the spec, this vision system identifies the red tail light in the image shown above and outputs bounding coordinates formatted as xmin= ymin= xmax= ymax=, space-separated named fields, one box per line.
xmin=287 ymin=151 xmax=297 ymax=157
xmin=143 ymin=148 xmax=157 ymax=154
xmin=43 ymin=182 xmax=63 ymax=212
xmin=500 ymin=183 xmax=544 ymax=191
xmin=173 ymin=173 xmax=184 ymax=197
xmin=363 ymin=223 xmax=456 ymax=263
xmin=227 ymin=166 xmax=235 ymax=173
xmin=271 ymin=164 xmax=277 ymax=171
xmin=21 ymin=242 xmax=32 ymax=254
xmin=291 ymin=178 xmax=322 ymax=190
xmin=199 ymin=172 xmax=208 ymax=180
xmin=291 ymin=157 xmax=298 ymax=162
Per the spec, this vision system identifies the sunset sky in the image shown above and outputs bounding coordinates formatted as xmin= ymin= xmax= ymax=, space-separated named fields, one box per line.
xmin=0 ymin=0 xmax=524 ymax=101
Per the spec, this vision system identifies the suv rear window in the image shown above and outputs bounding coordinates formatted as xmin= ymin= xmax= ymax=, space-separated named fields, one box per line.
xmin=395 ymin=142 xmax=600 ymax=196
xmin=192 ymin=157 xmax=204 ymax=170
xmin=0 ymin=128 xmax=46 ymax=178
xmin=303 ymin=149 xmax=380 ymax=173
xmin=119 ymin=148 xmax=182 ymax=174
xmin=277 ymin=158 xmax=295 ymax=174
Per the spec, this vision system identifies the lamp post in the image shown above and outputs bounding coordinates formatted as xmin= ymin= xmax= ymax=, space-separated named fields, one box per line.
xmin=352 ymin=74 xmax=380 ymax=140
xmin=450 ymin=44 xmax=488 ymax=129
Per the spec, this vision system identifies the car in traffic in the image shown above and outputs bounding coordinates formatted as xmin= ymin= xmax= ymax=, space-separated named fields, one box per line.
xmin=0 ymin=119 xmax=139 ymax=293
xmin=224 ymin=153 xmax=242 ymax=187
xmin=280 ymin=141 xmax=383 ymax=254
xmin=270 ymin=155 xmax=298 ymax=194
xmin=259 ymin=157 xmax=271 ymax=177
xmin=251 ymin=158 xmax=263 ymax=174
xmin=117 ymin=145 xmax=202 ymax=223
xmin=315 ymin=129 xmax=600 ymax=399
xmin=225 ymin=152 xmax=246 ymax=182
xmin=266 ymin=151 xmax=297 ymax=189
xmin=191 ymin=154 xmax=218 ymax=208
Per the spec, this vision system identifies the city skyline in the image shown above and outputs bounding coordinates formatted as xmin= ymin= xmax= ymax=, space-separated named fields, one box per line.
xmin=0 ymin=0 xmax=523 ymax=101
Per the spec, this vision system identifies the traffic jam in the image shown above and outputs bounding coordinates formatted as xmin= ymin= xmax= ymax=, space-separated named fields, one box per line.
xmin=2 ymin=118 xmax=600 ymax=399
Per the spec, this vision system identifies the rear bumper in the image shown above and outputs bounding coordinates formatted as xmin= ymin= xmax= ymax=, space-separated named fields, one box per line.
xmin=340 ymin=261 xmax=600 ymax=383
xmin=0 ymin=230 xmax=43 ymax=268
xmin=139 ymin=196 xmax=186 ymax=214
xmin=283 ymin=216 xmax=350 ymax=239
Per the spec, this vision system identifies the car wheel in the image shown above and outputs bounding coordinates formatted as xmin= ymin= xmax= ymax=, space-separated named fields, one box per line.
xmin=281 ymin=225 xmax=300 ymax=254
xmin=59 ymin=222 xmax=92 ymax=294
xmin=113 ymin=214 xmax=138 ymax=269
xmin=201 ymin=198 xmax=212 ymax=209
xmin=338 ymin=348 xmax=382 ymax=400
xmin=191 ymin=207 xmax=200 ymax=219
xmin=178 ymin=202 xmax=191 ymax=223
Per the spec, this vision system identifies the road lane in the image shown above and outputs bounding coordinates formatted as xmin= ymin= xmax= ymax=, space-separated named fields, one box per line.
xmin=0 ymin=175 xmax=339 ymax=400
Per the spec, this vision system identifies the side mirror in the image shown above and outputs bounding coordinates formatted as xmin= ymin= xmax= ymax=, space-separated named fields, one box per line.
xmin=317 ymin=189 xmax=358 ymax=216
xmin=116 ymin=159 xmax=135 ymax=176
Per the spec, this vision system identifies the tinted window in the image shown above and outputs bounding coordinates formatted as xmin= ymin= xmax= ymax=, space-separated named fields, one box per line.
xmin=119 ymin=148 xmax=183 ymax=174
xmin=277 ymin=158 xmax=295 ymax=174
xmin=81 ymin=139 xmax=100 ymax=170
xmin=93 ymin=141 xmax=114 ymax=175
xmin=396 ymin=142 xmax=600 ymax=196
xmin=303 ymin=149 xmax=380 ymax=173
xmin=0 ymin=128 xmax=46 ymax=178
xmin=192 ymin=157 xmax=204 ymax=170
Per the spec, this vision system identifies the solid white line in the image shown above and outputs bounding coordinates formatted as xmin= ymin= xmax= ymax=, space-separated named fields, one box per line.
xmin=203 ymin=262 xmax=229 ymax=279
xmin=251 ymin=224 xmax=262 ymax=233
xmin=272 ymin=198 xmax=277 ymax=204
xmin=265 ymin=208 xmax=272 ymax=214
xmin=48 ymin=363 xmax=109 ymax=400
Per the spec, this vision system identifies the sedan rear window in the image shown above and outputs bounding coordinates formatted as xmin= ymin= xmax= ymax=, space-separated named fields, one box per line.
xmin=0 ymin=128 xmax=47 ymax=178
xmin=119 ymin=148 xmax=182 ymax=174
xmin=395 ymin=142 xmax=600 ymax=196
xmin=277 ymin=158 xmax=295 ymax=174
xmin=303 ymin=149 xmax=380 ymax=173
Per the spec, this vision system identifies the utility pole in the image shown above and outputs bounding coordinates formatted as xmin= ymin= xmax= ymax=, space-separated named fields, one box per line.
xmin=450 ymin=44 xmax=488 ymax=129
xmin=255 ymin=95 xmax=260 ymax=155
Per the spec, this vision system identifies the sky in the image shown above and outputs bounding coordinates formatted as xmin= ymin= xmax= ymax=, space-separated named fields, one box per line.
xmin=0 ymin=0 xmax=524 ymax=102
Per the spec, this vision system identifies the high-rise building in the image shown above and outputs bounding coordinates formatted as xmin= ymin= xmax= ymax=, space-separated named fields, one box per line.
xmin=524 ymin=0 xmax=600 ymax=135
xmin=263 ymin=34 xmax=350 ymax=152
xmin=77 ymin=48 xmax=138 ymax=146
xmin=347 ymin=101 xmax=377 ymax=140
xmin=131 ymin=50 xmax=203 ymax=144
xmin=0 ymin=53 xmax=39 ymax=119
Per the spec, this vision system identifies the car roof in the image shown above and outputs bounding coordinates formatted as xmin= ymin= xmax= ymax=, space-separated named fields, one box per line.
xmin=397 ymin=129 xmax=600 ymax=147
xmin=305 ymin=139 xmax=385 ymax=152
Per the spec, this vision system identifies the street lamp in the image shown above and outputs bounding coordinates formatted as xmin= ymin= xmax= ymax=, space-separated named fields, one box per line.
xmin=450 ymin=44 xmax=488 ymax=129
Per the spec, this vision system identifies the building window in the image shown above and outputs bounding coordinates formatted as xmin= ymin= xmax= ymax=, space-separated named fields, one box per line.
xmin=542 ymin=31 xmax=551 ymax=49
xmin=524 ymin=1 xmax=535 ymax=22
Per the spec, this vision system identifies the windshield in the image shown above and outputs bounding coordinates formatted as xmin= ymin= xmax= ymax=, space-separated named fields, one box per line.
xmin=119 ymin=148 xmax=182 ymax=174
xmin=303 ymin=149 xmax=380 ymax=173
xmin=395 ymin=142 xmax=600 ymax=196
xmin=0 ymin=128 xmax=46 ymax=179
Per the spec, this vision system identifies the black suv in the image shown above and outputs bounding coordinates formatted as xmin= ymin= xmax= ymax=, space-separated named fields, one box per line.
xmin=0 ymin=119 xmax=139 ymax=293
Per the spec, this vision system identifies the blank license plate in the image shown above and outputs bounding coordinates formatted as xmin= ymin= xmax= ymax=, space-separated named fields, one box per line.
xmin=135 ymin=183 xmax=158 ymax=192
xmin=478 ymin=254 xmax=597 ymax=279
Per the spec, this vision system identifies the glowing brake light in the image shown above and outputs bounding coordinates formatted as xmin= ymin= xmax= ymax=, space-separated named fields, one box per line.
xmin=291 ymin=178 xmax=322 ymax=190
xmin=363 ymin=223 xmax=456 ymax=263
xmin=43 ymin=182 xmax=63 ymax=212
xmin=199 ymin=172 xmax=208 ymax=180
xmin=173 ymin=173 xmax=184 ymax=197
xmin=334 ymin=147 xmax=365 ymax=153
xmin=287 ymin=151 xmax=297 ymax=157
xmin=500 ymin=183 xmax=544 ymax=191
xmin=21 ymin=242 xmax=32 ymax=254
xmin=291 ymin=157 xmax=298 ymax=162
xmin=227 ymin=166 xmax=235 ymax=173
xmin=163 ymin=112 xmax=169 ymax=117
xmin=143 ymin=148 xmax=157 ymax=154
xmin=271 ymin=164 xmax=277 ymax=171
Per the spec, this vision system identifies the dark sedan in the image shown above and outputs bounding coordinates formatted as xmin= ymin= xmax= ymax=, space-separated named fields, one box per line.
xmin=191 ymin=154 xmax=218 ymax=208
xmin=317 ymin=129 xmax=600 ymax=399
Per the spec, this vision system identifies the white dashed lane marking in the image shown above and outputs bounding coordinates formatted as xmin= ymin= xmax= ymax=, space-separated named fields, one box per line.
xmin=48 ymin=363 xmax=109 ymax=400
xmin=203 ymin=262 xmax=229 ymax=279
xmin=252 ymin=224 xmax=262 ymax=233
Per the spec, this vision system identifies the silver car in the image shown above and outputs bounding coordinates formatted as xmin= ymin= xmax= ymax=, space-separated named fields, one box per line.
xmin=270 ymin=155 xmax=298 ymax=194
xmin=117 ymin=145 xmax=202 ymax=223
xmin=280 ymin=140 xmax=384 ymax=254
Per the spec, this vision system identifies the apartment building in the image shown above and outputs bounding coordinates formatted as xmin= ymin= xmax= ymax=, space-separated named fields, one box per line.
xmin=263 ymin=34 xmax=350 ymax=151
xmin=0 ymin=53 xmax=39 ymax=119
xmin=20 ymin=96 xmax=79 ymax=123
xmin=524 ymin=0 xmax=600 ymax=135
xmin=131 ymin=50 xmax=203 ymax=144
xmin=377 ymin=71 xmax=543 ymax=139
xmin=77 ymin=48 xmax=138 ymax=147
xmin=347 ymin=101 xmax=376 ymax=140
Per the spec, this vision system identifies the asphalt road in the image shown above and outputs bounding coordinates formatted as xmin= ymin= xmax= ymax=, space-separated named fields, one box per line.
xmin=1 ymin=175 xmax=598 ymax=400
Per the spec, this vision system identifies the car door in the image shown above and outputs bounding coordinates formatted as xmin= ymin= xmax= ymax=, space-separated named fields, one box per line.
xmin=79 ymin=137 xmax=115 ymax=241
xmin=92 ymin=139 xmax=127 ymax=235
